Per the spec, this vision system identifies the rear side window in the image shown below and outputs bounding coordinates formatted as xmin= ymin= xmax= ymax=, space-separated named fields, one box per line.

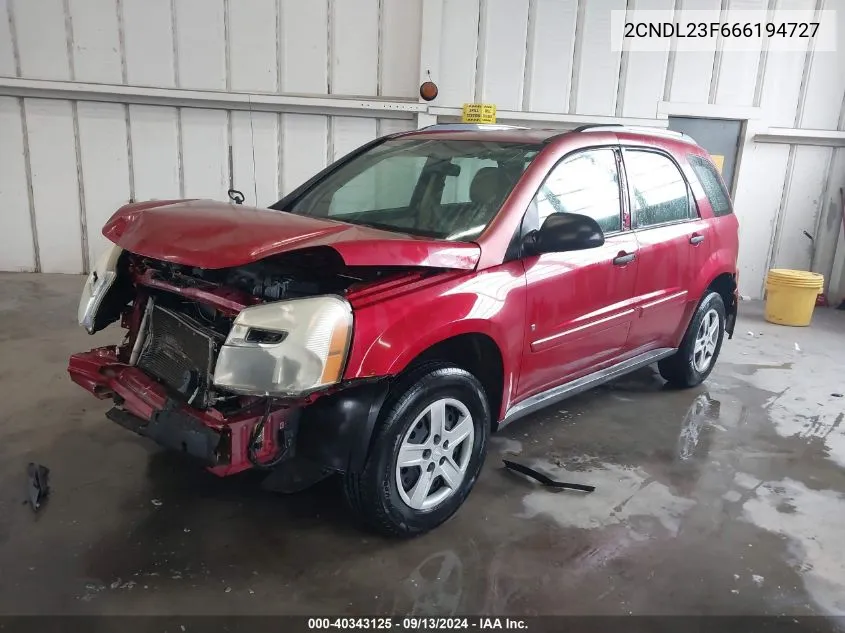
xmin=624 ymin=150 xmax=691 ymax=228
xmin=689 ymin=155 xmax=733 ymax=217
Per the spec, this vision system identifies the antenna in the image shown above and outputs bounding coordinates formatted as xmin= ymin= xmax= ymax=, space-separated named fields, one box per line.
xmin=247 ymin=94 xmax=258 ymax=206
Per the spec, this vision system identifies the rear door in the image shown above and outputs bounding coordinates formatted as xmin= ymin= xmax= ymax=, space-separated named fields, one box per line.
xmin=517 ymin=147 xmax=639 ymax=400
xmin=623 ymin=148 xmax=710 ymax=351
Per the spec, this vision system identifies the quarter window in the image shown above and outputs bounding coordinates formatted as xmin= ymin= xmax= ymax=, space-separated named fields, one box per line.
xmin=625 ymin=150 xmax=690 ymax=228
xmin=689 ymin=155 xmax=733 ymax=217
xmin=534 ymin=149 xmax=622 ymax=234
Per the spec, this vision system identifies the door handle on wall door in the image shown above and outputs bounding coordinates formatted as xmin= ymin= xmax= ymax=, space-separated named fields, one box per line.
xmin=613 ymin=252 xmax=636 ymax=266
xmin=690 ymin=234 xmax=705 ymax=245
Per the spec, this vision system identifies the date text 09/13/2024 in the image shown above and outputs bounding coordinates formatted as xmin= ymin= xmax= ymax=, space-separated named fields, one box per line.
xmin=307 ymin=618 xmax=528 ymax=630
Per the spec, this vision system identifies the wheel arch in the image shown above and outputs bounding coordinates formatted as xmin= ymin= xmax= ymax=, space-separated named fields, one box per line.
xmin=706 ymin=271 xmax=738 ymax=338
xmin=401 ymin=332 xmax=506 ymax=431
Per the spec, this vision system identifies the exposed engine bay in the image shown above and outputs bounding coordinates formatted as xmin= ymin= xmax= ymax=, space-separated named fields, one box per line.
xmin=96 ymin=247 xmax=416 ymax=413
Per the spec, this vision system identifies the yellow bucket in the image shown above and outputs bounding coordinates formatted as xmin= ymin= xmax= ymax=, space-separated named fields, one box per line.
xmin=764 ymin=269 xmax=824 ymax=326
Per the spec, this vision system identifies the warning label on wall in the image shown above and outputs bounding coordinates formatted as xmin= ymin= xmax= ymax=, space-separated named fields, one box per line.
xmin=461 ymin=103 xmax=497 ymax=124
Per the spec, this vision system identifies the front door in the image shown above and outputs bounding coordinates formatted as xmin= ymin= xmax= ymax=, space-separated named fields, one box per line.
xmin=623 ymin=148 xmax=707 ymax=351
xmin=517 ymin=147 xmax=639 ymax=400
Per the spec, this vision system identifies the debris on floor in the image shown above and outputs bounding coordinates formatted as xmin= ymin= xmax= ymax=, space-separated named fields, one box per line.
xmin=26 ymin=462 xmax=50 ymax=512
xmin=151 ymin=499 xmax=163 ymax=507
xmin=794 ymin=342 xmax=802 ymax=352
xmin=502 ymin=459 xmax=595 ymax=492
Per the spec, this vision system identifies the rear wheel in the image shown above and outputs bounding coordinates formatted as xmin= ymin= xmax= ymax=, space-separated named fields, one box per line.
xmin=658 ymin=291 xmax=726 ymax=388
xmin=342 ymin=363 xmax=490 ymax=537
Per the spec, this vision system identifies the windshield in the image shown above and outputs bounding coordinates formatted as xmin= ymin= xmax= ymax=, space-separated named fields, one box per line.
xmin=277 ymin=138 xmax=541 ymax=241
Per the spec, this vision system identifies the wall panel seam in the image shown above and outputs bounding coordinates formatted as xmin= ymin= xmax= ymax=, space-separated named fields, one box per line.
xmin=473 ymin=0 xmax=487 ymax=102
xmin=327 ymin=0 xmax=334 ymax=94
xmin=116 ymin=0 xmax=135 ymax=202
xmin=62 ymin=0 xmax=75 ymax=80
xmin=377 ymin=0 xmax=384 ymax=96
xmin=6 ymin=0 xmax=21 ymax=76
xmin=662 ymin=0 xmax=682 ymax=102
xmin=63 ymin=0 xmax=89 ymax=271
xmin=71 ymin=101 xmax=89 ymax=272
xmin=752 ymin=0 xmax=777 ymax=107
xmin=708 ymin=0 xmax=729 ymax=104
xmin=18 ymin=98 xmax=40 ymax=271
xmin=615 ymin=0 xmax=635 ymax=117
xmin=766 ymin=145 xmax=796 ymax=277
xmin=276 ymin=0 xmax=284 ymax=197
xmin=794 ymin=0 xmax=825 ymax=128
xmin=810 ymin=147 xmax=835 ymax=274
xmin=568 ymin=0 xmax=586 ymax=113
xmin=170 ymin=0 xmax=180 ymax=87
xmin=520 ymin=0 xmax=537 ymax=111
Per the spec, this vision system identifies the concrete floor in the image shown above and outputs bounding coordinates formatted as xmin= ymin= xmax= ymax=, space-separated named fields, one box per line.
xmin=1 ymin=273 xmax=844 ymax=619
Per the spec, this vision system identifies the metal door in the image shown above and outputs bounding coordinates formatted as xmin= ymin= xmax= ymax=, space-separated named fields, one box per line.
xmin=668 ymin=116 xmax=742 ymax=194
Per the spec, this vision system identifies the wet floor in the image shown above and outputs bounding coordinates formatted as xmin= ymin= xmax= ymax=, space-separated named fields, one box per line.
xmin=1 ymin=273 xmax=844 ymax=619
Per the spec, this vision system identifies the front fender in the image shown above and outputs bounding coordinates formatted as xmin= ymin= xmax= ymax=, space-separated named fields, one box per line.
xmin=343 ymin=264 xmax=527 ymax=413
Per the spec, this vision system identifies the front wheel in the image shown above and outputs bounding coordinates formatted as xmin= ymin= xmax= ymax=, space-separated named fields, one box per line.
xmin=658 ymin=291 xmax=726 ymax=388
xmin=342 ymin=363 xmax=490 ymax=537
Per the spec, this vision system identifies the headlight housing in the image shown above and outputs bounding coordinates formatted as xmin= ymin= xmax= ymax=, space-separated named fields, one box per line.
xmin=78 ymin=243 xmax=123 ymax=334
xmin=212 ymin=295 xmax=353 ymax=397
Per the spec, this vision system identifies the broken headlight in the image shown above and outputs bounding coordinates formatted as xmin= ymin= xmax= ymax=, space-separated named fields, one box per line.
xmin=78 ymin=243 xmax=123 ymax=334
xmin=212 ymin=295 xmax=353 ymax=397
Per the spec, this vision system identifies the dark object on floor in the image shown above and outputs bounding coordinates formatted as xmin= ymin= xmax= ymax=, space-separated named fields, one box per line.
xmin=260 ymin=456 xmax=333 ymax=494
xmin=833 ymin=393 xmax=843 ymax=398
xmin=26 ymin=463 xmax=50 ymax=511
xmin=837 ymin=300 xmax=845 ymax=311
xmin=502 ymin=459 xmax=595 ymax=492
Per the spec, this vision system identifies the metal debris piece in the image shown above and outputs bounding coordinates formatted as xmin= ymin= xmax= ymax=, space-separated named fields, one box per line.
xmin=502 ymin=459 xmax=595 ymax=492
xmin=832 ymin=393 xmax=843 ymax=398
xmin=794 ymin=342 xmax=801 ymax=352
xmin=151 ymin=499 xmax=163 ymax=507
xmin=26 ymin=462 xmax=50 ymax=512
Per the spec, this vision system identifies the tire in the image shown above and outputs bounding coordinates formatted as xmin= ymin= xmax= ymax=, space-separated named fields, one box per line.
xmin=342 ymin=363 xmax=490 ymax=537
xmin=658 ymin=291 xmax=726 ymax=388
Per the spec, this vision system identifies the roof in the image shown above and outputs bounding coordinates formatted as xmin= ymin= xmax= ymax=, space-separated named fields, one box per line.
xmin=399 ymin=123 xmax=699 ymax=148
xmin=401 ymin=125 xmax=562 ymax=144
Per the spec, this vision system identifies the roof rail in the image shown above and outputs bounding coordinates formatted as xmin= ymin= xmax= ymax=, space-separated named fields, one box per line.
xmin=573 ymin=123 xmax=694 ymax=141
xmin=572 ymin=124 xmax=624 ymax=132
xmin=421 ymin=123 xmax=530 ymax=132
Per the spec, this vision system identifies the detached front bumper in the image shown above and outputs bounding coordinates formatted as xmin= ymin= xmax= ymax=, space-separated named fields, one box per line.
xmin=68 ymin=346 xmax=289 ymax=476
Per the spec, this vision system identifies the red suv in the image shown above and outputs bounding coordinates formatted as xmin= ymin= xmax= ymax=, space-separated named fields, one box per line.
xmin=69 ymin=123 xmax=738 ymax=536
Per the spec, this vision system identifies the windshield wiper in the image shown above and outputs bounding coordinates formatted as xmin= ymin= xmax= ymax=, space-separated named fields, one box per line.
xmin=349 ymin=220 xmax=441 ymax=239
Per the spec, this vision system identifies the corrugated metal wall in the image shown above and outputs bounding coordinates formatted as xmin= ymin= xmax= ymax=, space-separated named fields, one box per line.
xmin=0 ymin=0 xmax=844 ymax=300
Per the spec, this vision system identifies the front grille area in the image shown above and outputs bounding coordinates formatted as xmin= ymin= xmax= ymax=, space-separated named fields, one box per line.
xmin=136 ymin=304 xmax=224 ymax=408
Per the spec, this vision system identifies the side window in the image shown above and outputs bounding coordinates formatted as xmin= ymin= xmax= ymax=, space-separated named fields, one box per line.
xmin=689 ymin=155 xmax=733 ymax=217
xmin=625 ymin=150 xmax=690 ymax=228
xmin=534 ymin=149 xmax=622 ymax=234
xmin=329 ymin=156 xmax=426 ymax=216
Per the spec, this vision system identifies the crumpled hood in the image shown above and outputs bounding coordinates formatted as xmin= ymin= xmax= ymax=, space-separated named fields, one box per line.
xmin=102 ymin=199 xmax=481 ymax=270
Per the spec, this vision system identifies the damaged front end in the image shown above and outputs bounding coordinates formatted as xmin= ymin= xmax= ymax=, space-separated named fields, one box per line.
xmin=69 ymin=246 xmax=397 ymax=477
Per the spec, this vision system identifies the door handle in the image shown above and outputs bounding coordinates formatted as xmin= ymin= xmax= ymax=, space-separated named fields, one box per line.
xmin=613 ymin=252 xmax=636 ymax=266
xmin=690 ymin=234 xmax=705 ymax=245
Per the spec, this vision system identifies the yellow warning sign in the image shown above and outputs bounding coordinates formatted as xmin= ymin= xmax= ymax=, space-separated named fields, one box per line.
xmin=461 ymin=103 xmax=497 ymax=124
xmin=711 ymin=154 xmax=725 ymax=174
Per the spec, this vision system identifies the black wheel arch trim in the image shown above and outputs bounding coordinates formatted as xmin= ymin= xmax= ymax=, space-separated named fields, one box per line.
xmin=295 ymin=378 xmax=391 ymax=474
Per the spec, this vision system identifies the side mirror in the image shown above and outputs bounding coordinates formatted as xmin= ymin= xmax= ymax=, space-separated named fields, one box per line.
xmin=524 ymin=212 xmax=605 ymax=255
